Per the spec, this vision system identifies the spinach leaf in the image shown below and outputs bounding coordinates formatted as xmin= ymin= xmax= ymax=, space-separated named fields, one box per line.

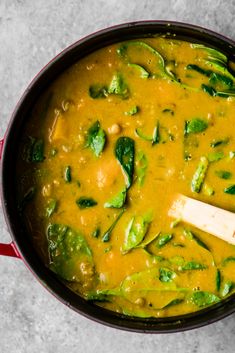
xmin=47 ymin=223 xmax=94 ymax=282
xmin=104 ymin=188 xmax=126 ymax=208
xmin=207 ymin=151 xmax=224 ymax=162
xmin=155 ymin=233 xmax=173 ymax=248
xmin=186 ymin=64 xmax=211 ymax=77
xmin=191 ymin=156 xmax=209 ymax=193
xmin=224 ymin=185 xmax=235 ymax=195
xmin=108 ymin=73 xmax=129 ymax=99
xmin=222 ymin=256 xmax=235 ymax=265
xmin=135 ymin=151 xmax=148 ymax=186
xmin=184 ymin=229 xmax=210 ymax=251
xmin=89 ymin=85 xmax=108 ymax=99
xmin=64 ymin=166 xmax=72 ymax=182
xmin=125 ymin=105 xmax=139 ymax=116
xmin=201 ymin=84 xmax=217 ymax=97
xmin=184 ymin=118 xmax=208 ymax=135
xmin=210 ymin=138 xmax=229 ymax=148
xmin=76 ymin=197 xmax=97 ymax=209
xmin=92 ymin=228 xmax=100 ymax=238
xmin=159 ymin=267 xmax=176 ymax=283
xmin=86 ymin=121 xmax=106 ymax=157
xmin=102 ymin=208 xmax=125 ymax=242
xmin=162 ymin=108 xmax=174 ymax=115
xmin=180 ymin=261 xmax=207 ymax=271
xmin=216 ymin=269 xmax=221 ymax=291
xmin=215 ymin=170 xmax=232 ymax=179
xmin=221 ymin=281 xmax=233 ymax=297
xmin=191 ymin=290 xmax=220 ymax=307
xmin=87 ymin=267 xmax=186 ymax=309
xmin=209 ymin=72 xmax=233 ymax=88
xmin=128 ymin=63 xmax=150 ymax=78
xmin=135 ymin=121 xmax=160 ymax=145
xmin=22 ymin=136 xmax=44 ymax=162
xmin=46 ymin=199 xmax=57 ymax=217
xmin=122 ymin=212 xmax=153 ymax=253
xmin=115 ymin=136 xmax=135 ymax=189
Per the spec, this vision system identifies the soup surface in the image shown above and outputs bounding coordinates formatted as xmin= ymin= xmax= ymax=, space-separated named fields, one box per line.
xmin=17 ymin=37 xmax=235 ymax=318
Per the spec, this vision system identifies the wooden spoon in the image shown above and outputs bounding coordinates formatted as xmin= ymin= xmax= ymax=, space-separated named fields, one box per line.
xmin=168 ymin=194 xmax=235 ymax=245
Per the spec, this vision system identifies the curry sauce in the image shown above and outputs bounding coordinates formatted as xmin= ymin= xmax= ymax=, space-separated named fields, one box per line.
xmin=17 ymin=38 xmax=235 ymax=318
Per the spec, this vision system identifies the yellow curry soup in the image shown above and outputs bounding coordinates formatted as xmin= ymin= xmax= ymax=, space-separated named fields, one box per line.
xmin=17 ymin=37 xmax=235 ymax=318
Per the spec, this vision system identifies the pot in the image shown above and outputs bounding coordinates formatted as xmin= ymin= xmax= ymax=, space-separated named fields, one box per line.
xmin=0 ymin=21 xmax=235 ymax=333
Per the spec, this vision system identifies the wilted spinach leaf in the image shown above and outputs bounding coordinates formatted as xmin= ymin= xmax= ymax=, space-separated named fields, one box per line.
xmin=115 ymin=136 xmax=135 ymax=189
xmin=86 ymin=121 xmax=106 ymax=157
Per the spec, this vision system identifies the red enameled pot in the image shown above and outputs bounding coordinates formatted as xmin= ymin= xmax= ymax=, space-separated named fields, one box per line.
xmin=0 ymin=21 xmax=235 ymax=333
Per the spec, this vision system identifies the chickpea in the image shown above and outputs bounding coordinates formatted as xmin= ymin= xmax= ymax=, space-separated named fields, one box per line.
xmin=108 ymin=123 xmax=121 ymax=135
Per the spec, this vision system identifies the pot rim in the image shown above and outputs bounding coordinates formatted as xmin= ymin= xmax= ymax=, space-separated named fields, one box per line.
xmin=1 ymin=20 xmax=235 ymax=333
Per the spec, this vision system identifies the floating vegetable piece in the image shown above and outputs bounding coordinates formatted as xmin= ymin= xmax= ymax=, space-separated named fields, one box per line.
xmin=102 ymin=208 xmax=125 ymax=242
xmin=191 ymin=156 xmax=209 ymax=193
xmin=190 ymin=291 xmax=220 ymax=307
xmin=76 ymin=197 xmax=98 ymax=209
xmin=122 ymin=212 xmax=153 ymax=253
xmin=47 ymin=224 xmax=94 ymax=283
xmin=115 ymin=137 xmax=135 ymax=189
xmin=104 ymin=189 xmax=126 ymax=208
xmin=185 ymin=118 xmax=208 ymax=135
xmin=86 ymin=121 xmax=106 ymax=157
xmin=46 ymin=199 xmax=57 ymax=217
xmin=155 ymin=233 xmax=173 ymax=248
xmin=108 ymin=73 xmax=129 ymax=98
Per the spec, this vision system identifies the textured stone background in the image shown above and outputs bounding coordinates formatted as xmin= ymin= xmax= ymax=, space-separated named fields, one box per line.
xmin=0 ymin=1 xmax=235 ymax=352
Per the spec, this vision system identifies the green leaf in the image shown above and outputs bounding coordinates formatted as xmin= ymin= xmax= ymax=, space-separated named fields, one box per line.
xmin=162 ymin=108 xmax=174 ymax=115
xmin=180 ymin=261 xmax=207 ymax=271
xmin=191 ymin=291 xmax=220 ymax=307
xmin=201 ymin=84 xmax=217 ymax=97
xmin=64 ymin=166 xmax=72 ymax=182
xmin=185 ymin=118 xmax=208 ymax=135
xmin=76 ymin=197 xmax=98 ymax=209
xmin=108 ymin=73 xmax=129 ymax=98
xmin=47 ymin=224 xmax=94 ymax=282
xmin=222 ymin=256 xmax=235 ymax=265
xmin=221 ymin=281 xmax=233 ymax=297
xmin=125 ymin=105 xmax=139 ymax=116
xmin=209 ymin=72 xmax=233 ymax=88
xmin=128 ymin=63 xmax=150 ymax=78
xmin=46 ymin=199 xmax=57 ymax=217
xmin=135 ymin=121 xmax=160 ymax=145
xmin=104 ymin=189 xmax=126 ymax=208
xmin=155 ymin=233 xmax=173 ymax=248
xmin=191 ymin=156 xmax=209 ymax=193
xmin=159 ymin=267 xmax=176 ymax=283
xmin=210 ymin=138 xmax=229 ymax=148
xmin=122 ymin=212 xmax=153 ymax=253
xmin=22 ymin=136 xmax=44 ymax=162
xmin=186 ymin=64 xmax=212 ymax=77
xmin=135 ymin=151 xmax=148 ymax=186
xmin=89 ymin=85 xmax=108 ymax=98
xmin=215 ymin=170 xmax=232 ymax=180
xmin=115 ymin=137 xmax=135 ymax=189
xmin=216 ymin=269 xmax=221 ymax=291
xmin=224 ymin=185 xmax=235 ymax=195
xmin=183 ymin=229 xmax=210 ymax=251
xmin=102 ymin=208 xmax=125 ymax=242
xmin=207 ymin=151 xmax=224 ymax=162
xmin=92 ymin=228 xmax=100 ymax=238
xmin=86 ymin=121 xmax=106 ymax=157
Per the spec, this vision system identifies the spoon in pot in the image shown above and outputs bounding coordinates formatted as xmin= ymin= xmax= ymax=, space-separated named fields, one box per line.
xmin=168 ymin=194 xmax=235 ymax=245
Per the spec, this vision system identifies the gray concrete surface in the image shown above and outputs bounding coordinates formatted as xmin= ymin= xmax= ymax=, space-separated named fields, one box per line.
xmin=0 ymin=0 xmax=235 ymax=352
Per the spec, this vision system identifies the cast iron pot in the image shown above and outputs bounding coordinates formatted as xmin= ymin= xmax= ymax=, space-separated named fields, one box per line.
xmin=0 ymin=21 xmax=235 ymax=333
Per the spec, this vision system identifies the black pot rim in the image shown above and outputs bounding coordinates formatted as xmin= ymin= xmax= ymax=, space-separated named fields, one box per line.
xmin=1 ymin=20 xmax=235 ymax=333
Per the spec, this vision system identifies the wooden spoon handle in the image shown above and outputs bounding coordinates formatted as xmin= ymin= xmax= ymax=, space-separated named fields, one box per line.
xmin=169 ymin=194 xmax=235 ymax=245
